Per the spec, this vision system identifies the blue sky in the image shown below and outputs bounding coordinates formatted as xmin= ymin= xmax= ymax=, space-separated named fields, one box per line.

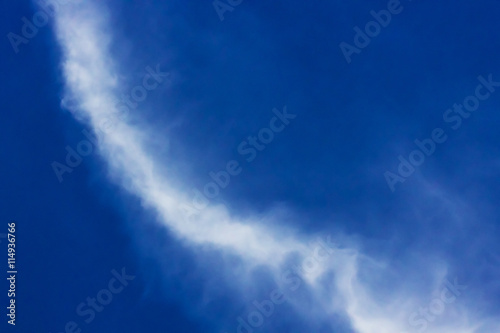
xmin=1 ymin=0 xmax=500 ymax=332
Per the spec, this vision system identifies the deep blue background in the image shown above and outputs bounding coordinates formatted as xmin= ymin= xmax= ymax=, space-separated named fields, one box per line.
xmin=1 ymin=0 xmax=500 ymax=332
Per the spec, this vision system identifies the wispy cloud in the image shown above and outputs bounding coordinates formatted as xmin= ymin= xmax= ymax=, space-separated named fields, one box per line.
xmin=50 ymin=1 xmax=499 ymax=332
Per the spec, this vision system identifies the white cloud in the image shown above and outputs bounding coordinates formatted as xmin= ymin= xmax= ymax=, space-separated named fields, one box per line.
xmin=50 ymin=2 xmax=499 ymax=332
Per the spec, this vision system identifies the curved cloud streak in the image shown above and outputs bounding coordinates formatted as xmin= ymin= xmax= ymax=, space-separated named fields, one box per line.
xmin=50 ymin=1 xmax=499 ymax=332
